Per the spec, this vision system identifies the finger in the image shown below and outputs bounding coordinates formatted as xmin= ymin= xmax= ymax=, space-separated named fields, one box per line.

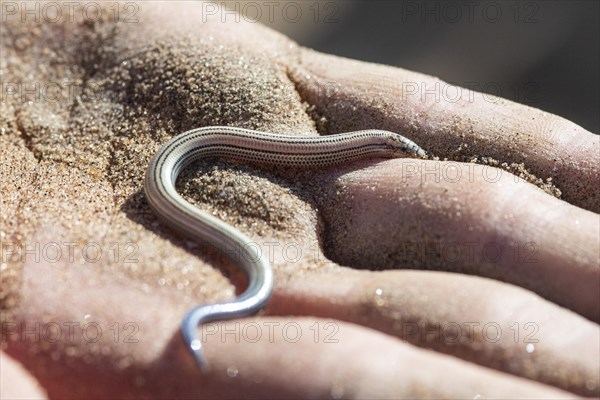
xmin=288 ymin=49 xmax=600 ymax=212
xmin=4 ymin=311 xmax=575 ymax=398
xmin=2 ymin=2 xmax=593 ymax=398
xmin=269 ymin=269 xmax=600 ymax=396
xmin=0 ymin=352 xmax=47 ymax=399
xmin=4 ymin=247 xmax=575 ymax=399
xmin=195 ymin=318 xmax=574 ymax=399
xmin=307 ymin=159 xmax=599 ymax=321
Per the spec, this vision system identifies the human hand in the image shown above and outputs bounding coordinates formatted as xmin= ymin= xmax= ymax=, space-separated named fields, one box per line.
xmin=1 ymin=2 xmax=598 ymax=398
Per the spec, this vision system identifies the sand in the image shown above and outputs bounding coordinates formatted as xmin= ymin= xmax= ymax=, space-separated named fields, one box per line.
xmin=1 ymin=3 xmax=598 ymax=397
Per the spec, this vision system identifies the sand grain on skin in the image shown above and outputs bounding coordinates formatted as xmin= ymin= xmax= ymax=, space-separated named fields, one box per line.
xmin=1 ymin=9 xmax=328 ymax=396
xmin=1 ymin=3 xmax=597 ymax=398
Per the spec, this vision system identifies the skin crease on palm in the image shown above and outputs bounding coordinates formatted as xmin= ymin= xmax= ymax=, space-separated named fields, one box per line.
xmin=1 ymin=2 xmax=599 ymax=399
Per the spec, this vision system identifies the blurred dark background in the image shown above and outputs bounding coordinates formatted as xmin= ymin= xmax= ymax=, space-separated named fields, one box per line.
xmin=240 ymin=0 xmax=599 ymax=132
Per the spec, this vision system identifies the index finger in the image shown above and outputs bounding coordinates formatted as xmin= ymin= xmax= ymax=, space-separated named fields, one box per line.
xmin=287 ymin=49 xmax=599 ymax=212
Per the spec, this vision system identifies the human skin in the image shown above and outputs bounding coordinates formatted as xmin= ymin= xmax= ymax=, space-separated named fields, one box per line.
xmin=1 ymin=2 xmax=598 ymax=399
xmin=0 ymin=353 xmax=48 ymax=399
